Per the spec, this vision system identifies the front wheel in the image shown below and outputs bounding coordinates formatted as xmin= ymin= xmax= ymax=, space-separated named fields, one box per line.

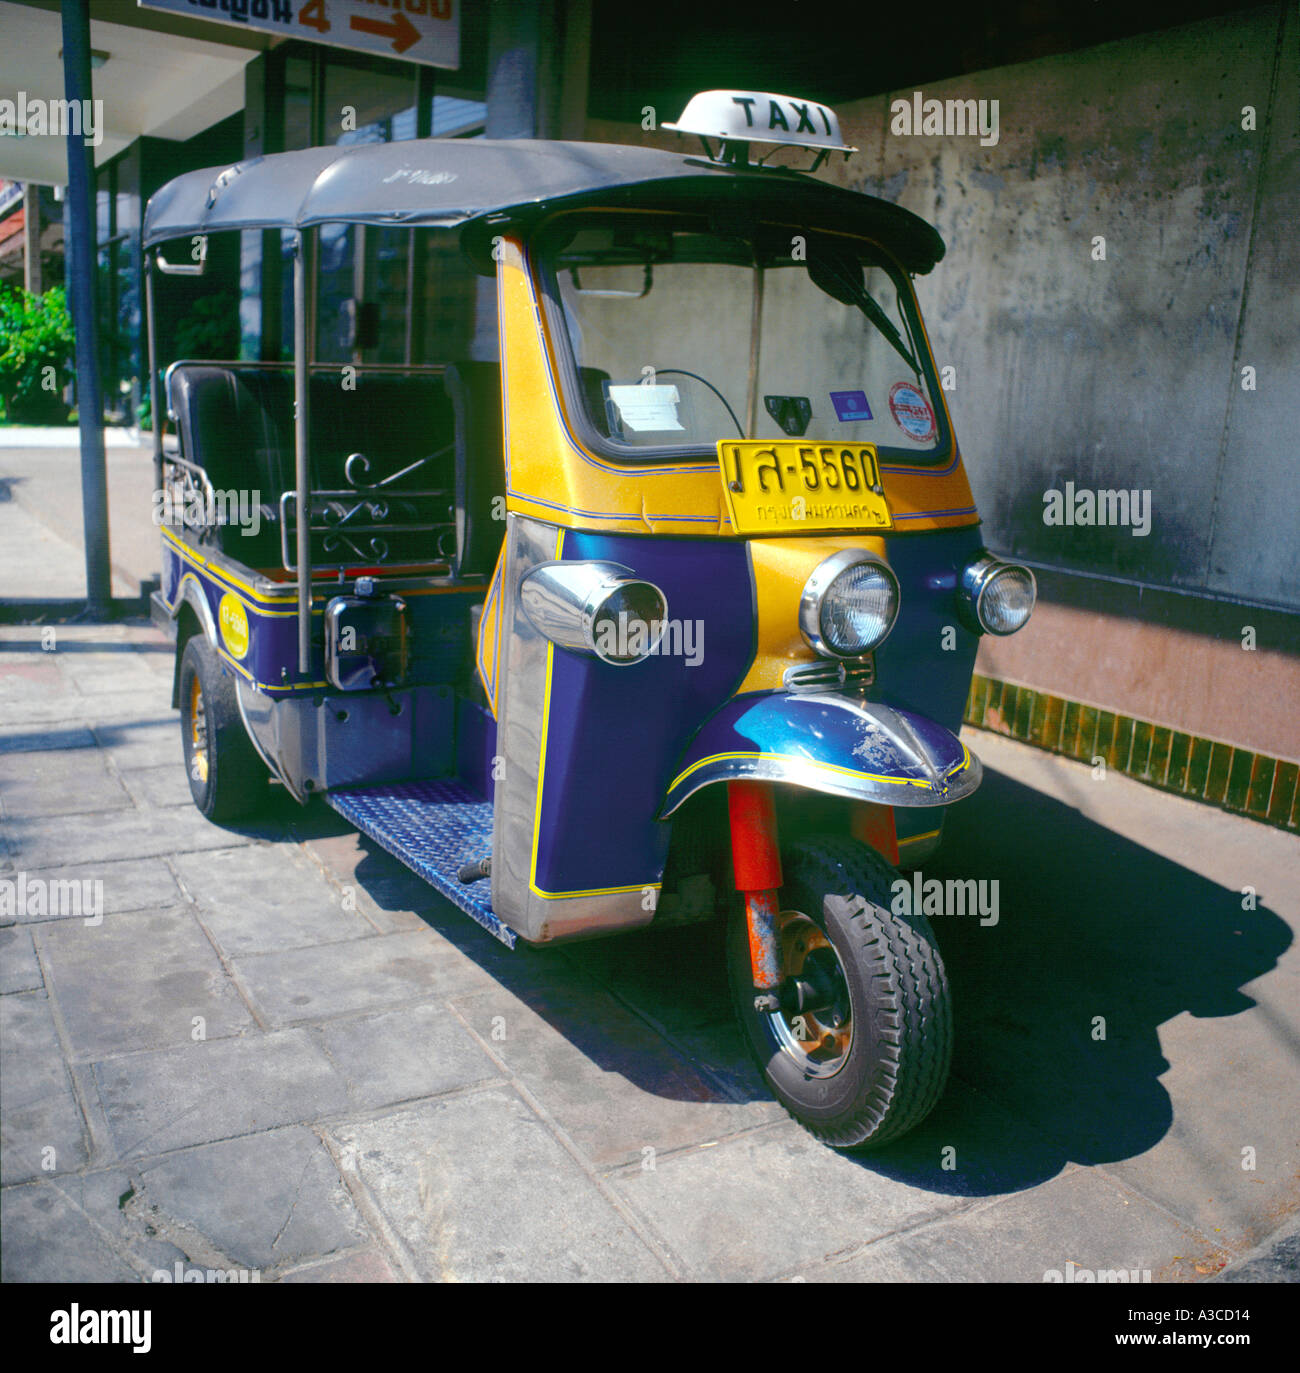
xmin=728 ymin=834 xmax=952 ymax=1150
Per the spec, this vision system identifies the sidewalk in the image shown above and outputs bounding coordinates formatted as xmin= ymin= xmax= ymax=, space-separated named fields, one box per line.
xmin=0 ymin=430 xmax=157 ymax=601
xmin=1 ymin=482 xmax=1297 ymax=1282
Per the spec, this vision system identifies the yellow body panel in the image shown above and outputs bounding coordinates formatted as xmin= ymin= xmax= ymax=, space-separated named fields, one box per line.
xmin=737 ymin=535 xmax=889 ymax=693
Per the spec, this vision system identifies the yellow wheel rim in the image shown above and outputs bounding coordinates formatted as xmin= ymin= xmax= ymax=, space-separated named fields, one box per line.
xmin=188 ymin=673 xmax=209 ymax=785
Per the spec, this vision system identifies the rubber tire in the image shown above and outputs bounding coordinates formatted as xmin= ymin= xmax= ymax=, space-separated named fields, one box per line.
xmin=178 ymin=636 xmax=268 ymax=822
xmin=728 ymin=834 xmax=952 ymax=1150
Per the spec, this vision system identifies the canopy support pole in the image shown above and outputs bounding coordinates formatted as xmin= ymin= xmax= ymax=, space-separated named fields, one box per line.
xmin=145 ymin=253 xmax=162 ymax=498
xmin=61 ymin=0 xmax=111 ymax=617
xmin=294 ymin=233 xmax=312 ymax=675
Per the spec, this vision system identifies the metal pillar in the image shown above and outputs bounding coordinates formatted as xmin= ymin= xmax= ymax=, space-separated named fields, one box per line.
xmin=60 ymin=0 xmax=111 ymax=616
xmin=22 ymin=186 xmax=42 ymax=296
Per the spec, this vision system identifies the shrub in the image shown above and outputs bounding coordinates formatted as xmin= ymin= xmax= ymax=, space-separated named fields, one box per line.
xmin=0 ymin=284 xmax=75 ymax=424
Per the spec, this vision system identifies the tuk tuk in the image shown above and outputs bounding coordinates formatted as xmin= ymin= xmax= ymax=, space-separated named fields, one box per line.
xmin=142 ymin=89 xmax=1036 ymax=1150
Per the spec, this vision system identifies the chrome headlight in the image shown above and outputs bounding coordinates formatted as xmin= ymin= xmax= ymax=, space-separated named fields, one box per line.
xmin=799 ymin=550 xmax=899 ymax=659
xmin=958 ymin=555 xmax=1036 ymax=635
xmin=521 ymin=560 xmax=667 ymax=666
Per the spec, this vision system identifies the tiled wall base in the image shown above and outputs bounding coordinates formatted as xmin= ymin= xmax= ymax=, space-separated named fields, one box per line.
xmin=964 ymin=675 xmax=1299 ymax=832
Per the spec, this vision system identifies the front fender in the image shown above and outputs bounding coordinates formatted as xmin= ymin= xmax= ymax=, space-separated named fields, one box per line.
xmin=661 ymin=691 xmax=981 ymax=817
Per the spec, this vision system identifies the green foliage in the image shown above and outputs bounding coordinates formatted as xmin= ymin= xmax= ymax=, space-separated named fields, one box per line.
xmin=173 ymin=290 xmax=240 ymax=361
xmin=0 ymin=284 xmax=75 ymax=424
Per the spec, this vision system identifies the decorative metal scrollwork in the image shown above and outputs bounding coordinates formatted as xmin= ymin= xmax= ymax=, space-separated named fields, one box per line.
xmin=344 ymin=442 xmax=453 ymax=491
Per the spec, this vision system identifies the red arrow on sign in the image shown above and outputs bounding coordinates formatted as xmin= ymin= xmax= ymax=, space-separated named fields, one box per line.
xmin=350 ymin=9 xmax=420 ymax=55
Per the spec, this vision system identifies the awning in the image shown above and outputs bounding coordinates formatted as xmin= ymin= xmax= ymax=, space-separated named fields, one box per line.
xmin=142 ymin=138 xmax=946 ymax=273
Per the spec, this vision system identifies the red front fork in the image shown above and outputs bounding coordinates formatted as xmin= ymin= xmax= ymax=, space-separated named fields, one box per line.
xmin=727 ymin=780 xmax=783 ymax=1012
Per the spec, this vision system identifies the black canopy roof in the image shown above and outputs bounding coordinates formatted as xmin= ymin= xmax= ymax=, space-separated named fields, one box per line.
xmin=143 ymin=138 xmax=945 ymax=273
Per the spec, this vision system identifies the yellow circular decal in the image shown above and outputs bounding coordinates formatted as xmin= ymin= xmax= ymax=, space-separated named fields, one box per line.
xmin=218 ymin=592 xmax=249 ymax=659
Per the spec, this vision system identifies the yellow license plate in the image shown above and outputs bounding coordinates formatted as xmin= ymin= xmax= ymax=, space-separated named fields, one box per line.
xmin=718 ymin=441 xmax=892 ymax=535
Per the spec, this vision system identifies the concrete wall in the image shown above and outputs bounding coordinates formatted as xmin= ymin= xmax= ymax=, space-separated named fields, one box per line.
xmin=817 ymin=4 xmax=1298 ymax=612
xmin=586 ymin=5 xmax=1300 ymax=761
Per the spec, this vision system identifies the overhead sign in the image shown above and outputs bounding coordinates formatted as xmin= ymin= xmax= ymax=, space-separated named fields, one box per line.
xmin=138 ymin=0 xmax=459 ymax=70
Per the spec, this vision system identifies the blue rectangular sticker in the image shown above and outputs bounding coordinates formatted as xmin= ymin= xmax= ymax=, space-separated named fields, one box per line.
xmin=831 ymin=390 xmax=873 ymax=422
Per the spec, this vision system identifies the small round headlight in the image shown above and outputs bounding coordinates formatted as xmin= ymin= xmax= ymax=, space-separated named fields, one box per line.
xmin=960 ymin=556 xmax=1036 ymax=636
xmin=800 ymin=550 xmax=899 ymax=659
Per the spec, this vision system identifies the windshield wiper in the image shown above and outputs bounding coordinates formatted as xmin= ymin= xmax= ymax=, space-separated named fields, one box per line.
xmin=807 ymin=251 xmax=921 ymax=376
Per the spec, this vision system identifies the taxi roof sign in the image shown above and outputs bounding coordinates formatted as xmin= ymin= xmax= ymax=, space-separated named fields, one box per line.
xmin=663 ymin=90 xmax=857 ymax=164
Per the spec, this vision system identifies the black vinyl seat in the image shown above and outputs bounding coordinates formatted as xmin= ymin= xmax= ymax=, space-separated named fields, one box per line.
xmin=165 ymin=363 xmax=455 ymax=571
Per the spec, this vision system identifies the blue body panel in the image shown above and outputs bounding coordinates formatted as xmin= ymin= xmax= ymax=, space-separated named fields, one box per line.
xmin=531 ymin=532 xmax=755 ymax=896
xmin=872 ymin=525 xmax=986 ymax=734
xmin=662 ymin=691 xmax=977 ymax=816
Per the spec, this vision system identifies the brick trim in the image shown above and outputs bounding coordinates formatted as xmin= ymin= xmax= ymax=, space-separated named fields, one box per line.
xmin=963 ymin=674 xmax=1299 ymax=831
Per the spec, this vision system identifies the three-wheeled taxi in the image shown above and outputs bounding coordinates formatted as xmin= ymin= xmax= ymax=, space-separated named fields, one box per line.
xmin=143 ymin=89 xmax=1036 ymax=1150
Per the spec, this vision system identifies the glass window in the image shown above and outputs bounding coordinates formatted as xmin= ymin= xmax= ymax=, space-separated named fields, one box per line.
xmin=324 ymin=60 xmax=418 ymax=146
xmin=282 ymin=55 xmax=313 ymax=151
xmin=541 ymin=215 xmax=949 ymax=466
xmin=431 ymin=95 xmax=485 ymax=137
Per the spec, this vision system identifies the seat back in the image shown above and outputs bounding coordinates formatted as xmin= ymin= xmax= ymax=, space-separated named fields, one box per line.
xmin=166 ymin=363 xmax=456 ymax=571
xmin=444 ymin=361 xmax=506 ymax=579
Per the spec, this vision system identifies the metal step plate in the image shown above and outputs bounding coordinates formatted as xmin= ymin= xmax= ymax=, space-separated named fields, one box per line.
xmin=325 ymin=779 xmax=514 ymax=948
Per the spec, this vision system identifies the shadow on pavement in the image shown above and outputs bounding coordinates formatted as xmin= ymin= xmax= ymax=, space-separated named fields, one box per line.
xmin=249 ymin=763 xmax=1290 ymax=1193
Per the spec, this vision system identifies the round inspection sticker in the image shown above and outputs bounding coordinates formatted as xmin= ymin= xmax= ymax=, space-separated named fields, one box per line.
xmin=888 ymin=381 xmax=937 ymax=443
xmin=218 ymin=592 xmax=249 ymax=660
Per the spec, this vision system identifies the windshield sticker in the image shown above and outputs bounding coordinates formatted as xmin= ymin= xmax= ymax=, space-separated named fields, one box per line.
xmin=607 ymin=384 xmax=685 ymax=433
xmin=830 ymin=390 xmax=873 ymax=423
xmin=888 ymin=382 xmax=936 ymax=443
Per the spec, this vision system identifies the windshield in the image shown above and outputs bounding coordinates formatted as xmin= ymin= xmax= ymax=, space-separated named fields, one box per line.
xmin=539 ymin=214 xmax=949 ymax=464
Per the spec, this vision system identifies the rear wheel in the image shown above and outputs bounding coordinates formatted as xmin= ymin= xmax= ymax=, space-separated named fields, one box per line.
xmin=179 ymin=636 xmax=268 ymax=822
xmin=728 ymin=834 xmax=952 ymax=1150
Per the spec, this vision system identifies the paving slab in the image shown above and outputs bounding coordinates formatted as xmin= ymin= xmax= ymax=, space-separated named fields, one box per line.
xmin=0 ymin=746 xmax=134 ymax=818
xmin=0 ymin=654 xmax=70 ymax=709
xmin=0 ymin=1169 xmax=186 ymax=1283
xmin=135 ymin=1127 xmax=369 ymax=1271
xmin=116 ymin=763 xmax=195 ymax=810
xmin=1096 ymin=987 xmax=1300 ymax=1249
xmin=233 ymin=928 xmax=498 ymax=1027
xmin=805 ymin=1167 xmax=1222 ymax=1284
xmin=0 ymin=923 xmax=42 ymax=993
xmin=172 ymin=844 xmax=376 ymax=956
xmin=0 ymin=692 xmax=167 ymax=728
xmin=329 ymin=1089 xmax=667 ymax=1281
xmin=0 ymin=723 xmax=97 ymax=755
xmin=296 ymin=827 xmax=445 ymax=935
xmin=1 ymin=802 xmax=261 ymax=869
xmin=310 ymin=1003 xmax=501 ymax=1112
xmin=560 ymin=917 xmax=735 ymax=1033
xmin=0 ymin=991 xmax=90 ymax=1183
xmin=90 ymin=716 xmax=187 ymax=769
xmin=610 ymin=1118 xmax=993 ymax=1282
xmin=450 ymin=978 xmax=778 ymax=1169
xmin=1214 ymin=1213 xmax=1300 ymax=1283
xmin=38 ymin=907 xmax=256 ymax=1060
xmin=92 ymin=1029 xmax=349 ymax=1160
